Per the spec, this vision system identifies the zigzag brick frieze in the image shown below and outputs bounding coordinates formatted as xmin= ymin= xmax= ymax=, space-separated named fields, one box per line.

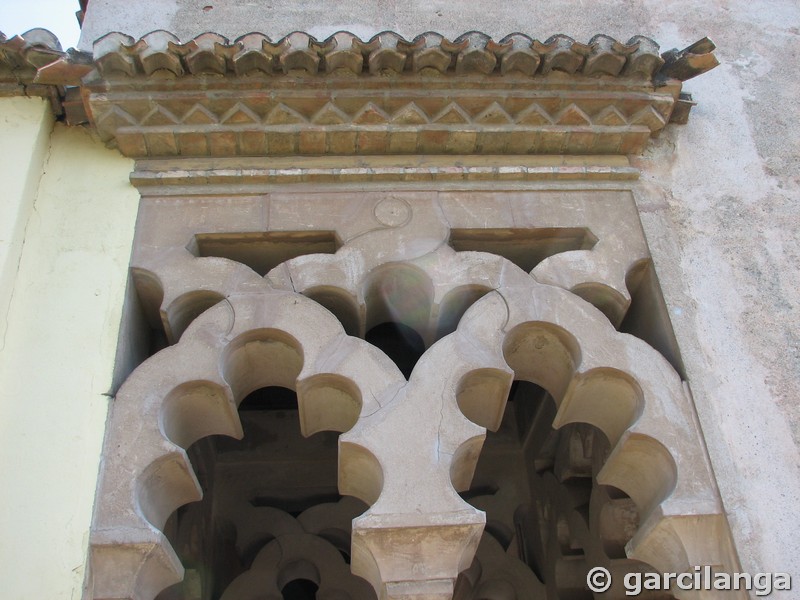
xmin=85 ymin=79 xmax=678 ymax=156
xmin=95 ymin=99 xmax=672 ymax=130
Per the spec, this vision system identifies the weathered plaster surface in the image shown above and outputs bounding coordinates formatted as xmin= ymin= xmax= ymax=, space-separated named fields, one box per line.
xmin=73 ymin=0 xmax=800 ymax=592
xmin=632 ymin=58 xmax=800 ymax=584
xmin=629 ymin=3 xmax=800 ymax=587
xmin=0 ymin=97 xmax=53 ymax=345
xmin=0 ymin=124 xmax=137 ymax=599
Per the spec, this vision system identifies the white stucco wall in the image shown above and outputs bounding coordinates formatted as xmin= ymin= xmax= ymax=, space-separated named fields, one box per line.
xmin=632 ymin=61 xmax=800 ymax=592
xmin=0 ymin=122 xmax=137 ymax=599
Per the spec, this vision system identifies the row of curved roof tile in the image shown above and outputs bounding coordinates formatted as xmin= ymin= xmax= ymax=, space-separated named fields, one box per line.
xmin=1 ymin=28 xmax=716 ymax=83
xmin=92 ymin=30 xmax=667 ymax=79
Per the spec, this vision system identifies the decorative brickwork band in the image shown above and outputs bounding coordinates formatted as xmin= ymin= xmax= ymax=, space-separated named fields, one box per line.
xmin=1 ymin=28 xmax=718 ymax=157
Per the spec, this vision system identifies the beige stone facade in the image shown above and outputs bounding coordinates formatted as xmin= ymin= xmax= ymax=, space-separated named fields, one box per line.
xmin=1 ymin=2 xmax=798 ymax=599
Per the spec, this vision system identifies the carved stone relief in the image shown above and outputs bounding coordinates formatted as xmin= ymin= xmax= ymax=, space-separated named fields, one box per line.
xmin=91 ymin=165 xmax=740 ymax=600
xmin=68 ymin=27 xmax=732 ymax=600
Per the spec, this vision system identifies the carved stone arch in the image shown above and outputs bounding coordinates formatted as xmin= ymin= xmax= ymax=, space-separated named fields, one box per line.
xmin=297 ymin=496 xmax=369 ymax=559
xmin=449 ymin=256 xmax=728 ymax=582
xmin=97 ymin=234 xmax=735 ymax=600
xmin=90 ymin=289 xmax=404 ymax=600
xmin=130 ymin=187 xmax=661 ymax=349
xmin=164 ymin=289 xmax=227 ymax=343
xmin=229 ymin=506 xmax=304 ymax=567
xmin=303 ymin=284 xmax=361 ymax=337
xmin=212 ymin=247 xmax=708 ymax=541
xmin=363 ymin=261 xmax=435 ymax=344
xmin=436 ymin=284 xmax=494 ymax=339
xmin=220 ymin=533 xmax=375 ymax=600
xmin=132 ymin=250 xmax=267 ymax=342
xmin=334 ymin=249 xmax=729 ymax=598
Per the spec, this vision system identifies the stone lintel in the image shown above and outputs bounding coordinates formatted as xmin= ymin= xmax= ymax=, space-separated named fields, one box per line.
xmin=129 ymin=155 xmax=638 ymax=191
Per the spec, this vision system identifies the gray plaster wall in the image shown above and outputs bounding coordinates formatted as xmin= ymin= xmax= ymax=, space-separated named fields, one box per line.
xmin=79 ymin=0 xmax=800 ymax=592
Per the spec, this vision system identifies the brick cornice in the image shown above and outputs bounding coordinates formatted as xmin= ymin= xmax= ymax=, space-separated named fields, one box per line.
xmin=1 ymin=28 xmax=719 ymax=157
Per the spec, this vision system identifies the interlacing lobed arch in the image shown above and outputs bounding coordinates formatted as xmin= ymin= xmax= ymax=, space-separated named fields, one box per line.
xmin=91 ymin=244 xmax=730 ymax=600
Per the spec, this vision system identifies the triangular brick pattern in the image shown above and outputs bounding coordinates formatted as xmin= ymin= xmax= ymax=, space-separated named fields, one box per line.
xmin=87 ymin=92 xmax=682 ymax=157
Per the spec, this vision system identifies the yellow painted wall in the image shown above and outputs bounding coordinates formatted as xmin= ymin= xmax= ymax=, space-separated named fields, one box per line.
xmin=0 ymin=120 xmax=137 ymax=599
xmin=0 ymin=96 xmax=53 ymax=344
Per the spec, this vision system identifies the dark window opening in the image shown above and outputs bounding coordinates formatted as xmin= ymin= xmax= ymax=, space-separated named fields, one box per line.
xmin=282 ymin=578 xmax=319 ymax=600
xmin=365 ymin=321 xmax=425 ymax=379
